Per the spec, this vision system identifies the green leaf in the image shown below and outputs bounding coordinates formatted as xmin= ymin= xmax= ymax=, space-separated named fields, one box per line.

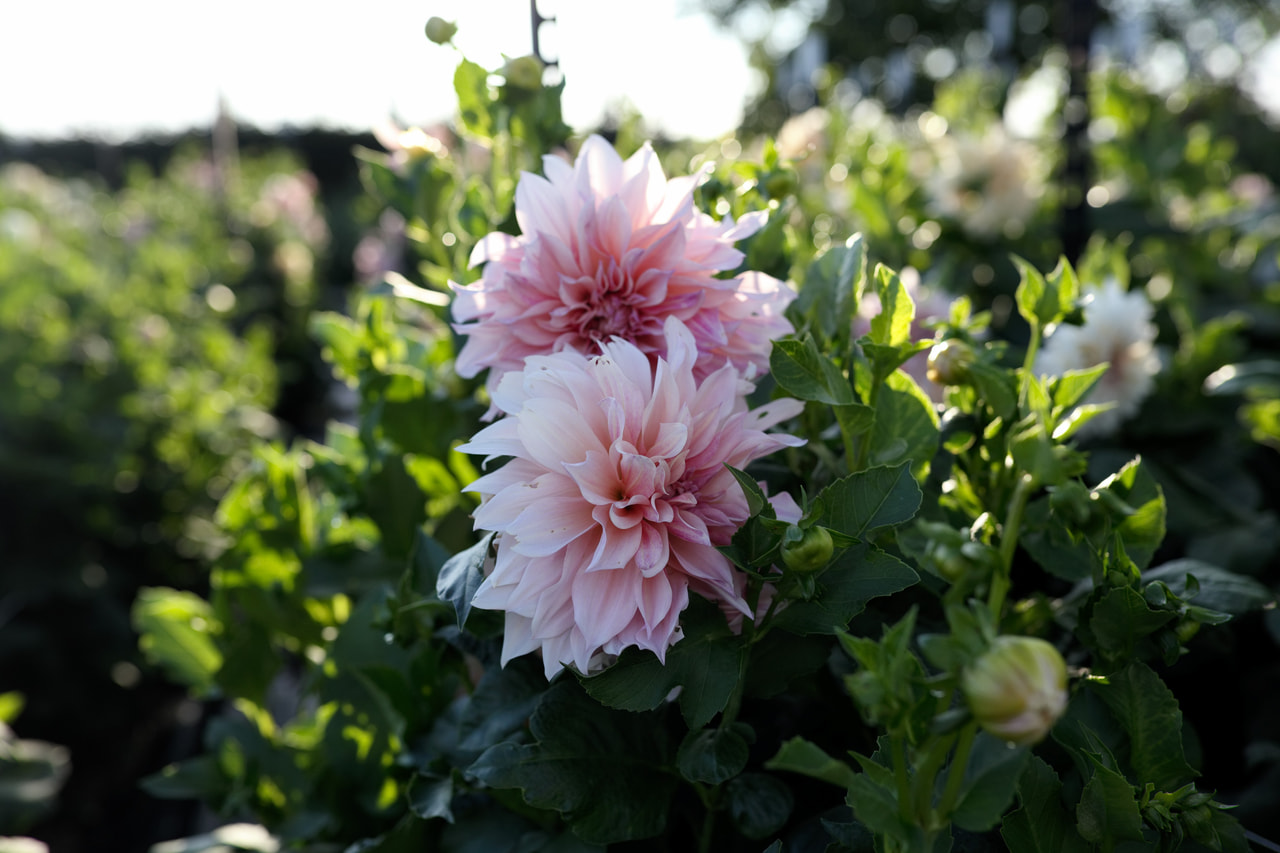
xmin=1051 ymin=365 xmax=1109 ymax=414
xmin=1099 ymin=457 xmax=1165 ymax=571
xmin=968 ymin=360 xmax=1018 ymax=421
xmin=867 ymin=371 xmax=940 ymax=477
xmin=1143 ymin=560 xmax=1276 ymax=615
xmin=436 ymin=532 xmax=495 ymax=629
xmin=467 ymin=680 xmax=676 ymax=845
xmin=765 ymin=737 xmax=858 ymax=789
xmin=140 ymin=755 xmax=226 ymax=801
xmin=133 ymin=587 xmax=222 ymax=694
xmin=1075 ymin=761 xmax=1145 ymax=845
xmin=771 ymin=335 xmax=857 ymax=405
xmin=727 ymin=772 xmax=794 ymax=840
xmin=810 ymin=461 xmax=923 ymax=540
xmin=771 ymin=546 xmax=918 ymax=635
xmin=454 ymin=657 xmax=547 ymax=759
xmin=676 ymin=725 xmax=751 ymax=785
xmin=726 ymin=465 xmax=770 ymax=518
xmin=1000 ymin=756 xmax=1090 ymax=853
xmin=581 ymin=597 xmax=742 ymax=728
xmin=1085 ymin=585 xmax=1176 ymax=658
xmin=846 ymin=773 xmax=913 ymax=844
xmin=743 ymin=631 xmax=831 ymax=698
xmin=408 ymin=773 xmax=455 ymax=822
xmin=869 ymin=265 xmax=914 ymax=347
xmin=951 ymin=735 xmax=1031 ymax=832
xmin=794 ymin=235 xmax=865 ymax=345
xmin=364 ymin=455 xmax=428 ymax=558
xmin=1092 ymin=661 xmax=1197 ymax=790
xmin=454 ymin=59 xmax=495 ymax=139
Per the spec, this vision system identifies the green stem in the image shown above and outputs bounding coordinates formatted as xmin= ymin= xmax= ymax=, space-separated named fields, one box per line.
xmin=990 ymin=472 xmax=1034 ymax=620
xmin=935 ymin=721 xmax=979 ymax=820
xmin=911 ymin=730 xmax=958 ymax=824
xmin=892 ymin=734 xmax=913 ymax=821
xmin=697 ymin=800 xmax=716 ymax=853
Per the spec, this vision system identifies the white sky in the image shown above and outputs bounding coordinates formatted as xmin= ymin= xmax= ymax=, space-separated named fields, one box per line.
xmin=1 ymin=0 xmax=758 ymax=142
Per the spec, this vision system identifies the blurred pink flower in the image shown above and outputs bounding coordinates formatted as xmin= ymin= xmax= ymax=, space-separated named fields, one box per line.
xmin=451 ymin=135 xmax=795 ymax=408
xmin=459 ymin=317 xmax=804 ymax=679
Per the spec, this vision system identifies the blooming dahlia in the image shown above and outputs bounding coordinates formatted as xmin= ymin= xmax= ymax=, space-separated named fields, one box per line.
xmin=1036 ymin=278 xmax=1160 ymax=438
xmin=451 ymin=134 xmax=795 ymax=408
xmin=459 ymin=317 xmax=803 ymax=679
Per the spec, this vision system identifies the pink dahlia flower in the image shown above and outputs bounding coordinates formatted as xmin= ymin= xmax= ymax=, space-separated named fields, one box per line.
xmin=451 ymin=134 xmax=795 ymax=408
xmin=459 ymin=316 xmax=804 ymax=679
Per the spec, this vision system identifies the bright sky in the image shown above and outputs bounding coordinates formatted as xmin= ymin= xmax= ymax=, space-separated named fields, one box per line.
xmin=1 ymin=0 xmax=758 ymax=142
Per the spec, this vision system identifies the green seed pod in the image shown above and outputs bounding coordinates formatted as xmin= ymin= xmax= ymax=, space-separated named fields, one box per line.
xmin=962 ymin=635 xmax=1068 ymax=746
xmin=781 ymin=525 xmax=834 ymax=574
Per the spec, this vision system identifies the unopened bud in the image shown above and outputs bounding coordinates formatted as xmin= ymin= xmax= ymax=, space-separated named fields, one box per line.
xmin=425 ymin=17 xmax=458 ymax=45
xmin=781 ymin=525 xmax=834 ymax=574
xmin=926 ymin=339 xmax=975 ymax=386
xmin=502 ymin=55 xmax=544 ymax=90
xmin=962 ymin=635 xmax=1067 ymax=746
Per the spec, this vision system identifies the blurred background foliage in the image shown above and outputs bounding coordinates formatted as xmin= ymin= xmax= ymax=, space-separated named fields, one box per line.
xmin=0 ymin=0 xmax=1278 ymax=849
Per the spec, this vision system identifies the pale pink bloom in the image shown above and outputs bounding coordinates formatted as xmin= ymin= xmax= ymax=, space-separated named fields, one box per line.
xmin=459 ymin=317 xmax=804 ymax=679
xmin=451 ymin=135 xmax=796 ymax=409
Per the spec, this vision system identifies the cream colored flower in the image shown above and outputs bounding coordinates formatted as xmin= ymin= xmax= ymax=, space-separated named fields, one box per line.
xmin=1036 ymin=278 xmax=1160 ymax=438
xmin=926 ymin=125 xmax=1045 ymax=240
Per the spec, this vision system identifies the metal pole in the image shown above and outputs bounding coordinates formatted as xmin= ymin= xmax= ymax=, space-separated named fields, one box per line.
xmin=1060 ymin=0 xmax=1097 ymax=265
xmin=531 ymin=0 xmax=558 ymax=70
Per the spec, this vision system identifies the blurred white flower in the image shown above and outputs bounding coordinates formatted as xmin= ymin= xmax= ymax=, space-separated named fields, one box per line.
xmin=925 ymin=125 xmax=1045 ymax=240
xmin=1036 ymin=278 xmax=1160 ymax=438
xmin=776 ymin=107 xmax=830 ymax=163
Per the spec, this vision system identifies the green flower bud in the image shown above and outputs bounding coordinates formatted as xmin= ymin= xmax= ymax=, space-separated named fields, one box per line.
xmin=926 ymin=339 xmax=975 ymax=386
xmin=781 ymin=525 xmax=834 ymax=574
xmin=962 ymin=635 xmax=1068 ymax=746
xmin=502 ymin=55 xmax=545 ymax=90
xmin=424 ymin=17 xmax=458 ymax=45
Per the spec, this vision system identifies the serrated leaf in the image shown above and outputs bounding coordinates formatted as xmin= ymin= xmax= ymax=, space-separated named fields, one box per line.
xmin=1093 ymin=661 xmax=1197 ymax=791
xmin=951 ymin=735 xmax=1030 ymax=832
xmin=133 ymin=587 xmax=222 ymax=694
xmin=726 ymin=465 xmax=769 ymax=517
xmin=727 ymin=772 xmax=793 ymax=840
xmin=467 ymin=680 xmax=676 ymax=845
xmin=581 ymin=598 xmax=742 ymax=728
xmin=1143 ymin=560 xmax=1275 ymax=614
xmin=846 ymin=774 xmax=912 ymax=843
xmin=436 ymin=532 xmax=495 ymax=629
xmin=869 ymin=265 xmax=914 ymax=347
xmin=811 ymin=461 xmax=923 ymax=540
xmin=771 ymin=335 xmax=856 ymax=405
xmin=795 ymin=235 xmax=865 ymax=344
xmin=408 ymin=772 xmax=455 ymax=822
xmin=677 ymin=726 xmax=751 ymax=785
xmin=1076 ymin=761 xmax=1144 ymax=845
xmin=455 ymin=657 xmax=546 ymax=759
xmin=771 ymin=545 xmax=918 ymax=635
xmin=765 ymin=737 xmax=858 ymax=789
xmin=1000 ymin=756 xmax=1090 ymax=853
xmin=867 ymin=371 xmax=940 ymax=477
xmin=1086 ymin=585 xmax=1176 ymax=657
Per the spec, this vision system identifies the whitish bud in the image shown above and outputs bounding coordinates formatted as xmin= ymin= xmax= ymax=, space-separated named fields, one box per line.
xmin=425 ymin=17 xmax=457 ymax=45
xmin=962 ymin=635 xmax=1067 ymax=746
xmin=502 ymin=55 xmax=544 ymax=90
xmin=926 ymin=339 xmax=975 ymax=386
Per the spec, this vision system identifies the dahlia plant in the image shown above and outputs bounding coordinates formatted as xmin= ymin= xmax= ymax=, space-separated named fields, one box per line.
xmin=135 ymin=36 xmax=1278 ymax=853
